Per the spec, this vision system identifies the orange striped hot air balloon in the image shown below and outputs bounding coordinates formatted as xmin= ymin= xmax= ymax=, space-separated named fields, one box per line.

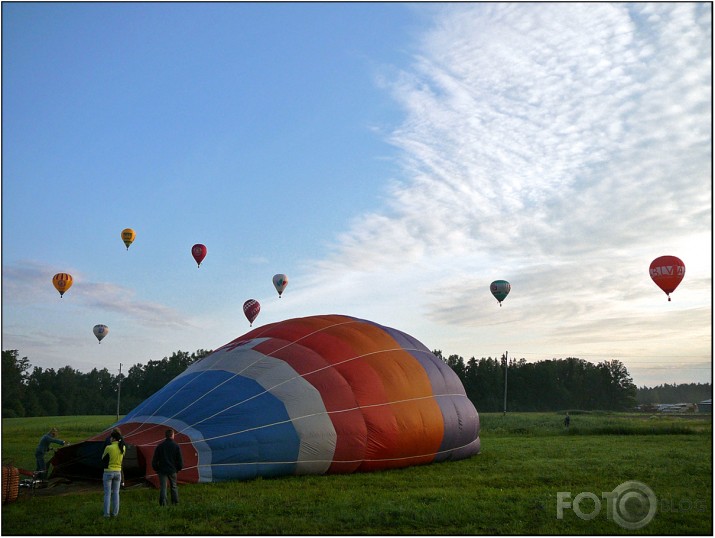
xmin=50 ymin=315 xmax=479 ymax=486
xmin=52 ymin=273 xmax=73 ymax=298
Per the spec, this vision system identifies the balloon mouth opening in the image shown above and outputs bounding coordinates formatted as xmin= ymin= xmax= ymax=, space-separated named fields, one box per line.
xmin=50 ymin=441 xmax=147 ymax=485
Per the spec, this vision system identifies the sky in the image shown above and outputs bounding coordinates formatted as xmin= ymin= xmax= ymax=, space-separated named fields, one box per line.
xmin=2 ymin=2 xmax=712 ymax=389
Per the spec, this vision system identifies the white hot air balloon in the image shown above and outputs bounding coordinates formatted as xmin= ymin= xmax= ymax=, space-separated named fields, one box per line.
xmin=93 ymin=324 xmax=109 ymax=344
xmin=272 ymin=274 xmax=289 ymax=298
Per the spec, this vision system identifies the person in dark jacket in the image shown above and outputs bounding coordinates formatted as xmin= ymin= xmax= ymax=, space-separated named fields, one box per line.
xmin=151 ymin=429 xmax=183 ymax=506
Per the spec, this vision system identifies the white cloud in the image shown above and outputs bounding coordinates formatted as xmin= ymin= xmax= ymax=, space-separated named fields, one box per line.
xmin=293 ymin=3 xmax=711 ymax=385
xmin=2 ymin=260 xmax=193 ymax=329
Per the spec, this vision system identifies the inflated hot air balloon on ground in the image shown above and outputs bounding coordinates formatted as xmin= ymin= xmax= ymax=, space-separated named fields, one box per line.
xmin=121 ymin=228 xmax=136 ymax=250
xmin=52 ymin=273 xmax=73 ymax=298
xmin=93 ymin=324 xmax=109 ymax=343
xmin=273 ymin=274 xmax=288 ymax=298
xmin=243 ymin=299 xmax=260 ymax=326
xmin=649 ymin=256 xmax=685 ymax=301
xmin=490 ymin=280 xmax=511 ymax=306
xmin=48 ymin=315 xmax=480 ymax=486
xmin=192 ymin=244 xmax=207 ymax=267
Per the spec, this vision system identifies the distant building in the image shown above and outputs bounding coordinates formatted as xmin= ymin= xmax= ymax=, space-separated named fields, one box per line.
xmin=657 ymin=403 xmax=697 ymax=413
xmin=698 ymin=399 xmax=712 ymax=413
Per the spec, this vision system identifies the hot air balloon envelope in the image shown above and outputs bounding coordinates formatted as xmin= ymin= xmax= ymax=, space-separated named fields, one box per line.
xmin=192 ymin=244 xmax=207 ymax=267
xmin=52 ymin=273 xmax=73 ymax=298
xmin=650 ymin=256 xmax=685 ymax=301
xmin=273 ymin=274 xmax=288 ymax=297
xmin=490 ymin=280 xmax=511 ymax=306
xmin=243 ymin=299 xmax=260 ymax=326
xmin=93 ymin=324 xmax=109 ymax=343
xmin=49 ymin=315 xmax=480 ymax=487
xmin=121 ymin=229 xmax=136 ymax=250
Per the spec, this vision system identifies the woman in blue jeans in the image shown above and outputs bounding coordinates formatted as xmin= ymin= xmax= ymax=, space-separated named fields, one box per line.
xmin=101 ymin=430 xmax=126 ymax=517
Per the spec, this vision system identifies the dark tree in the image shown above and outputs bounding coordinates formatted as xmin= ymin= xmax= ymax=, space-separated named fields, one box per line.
xmin=2 ymin=350 xmax=31 ymax=417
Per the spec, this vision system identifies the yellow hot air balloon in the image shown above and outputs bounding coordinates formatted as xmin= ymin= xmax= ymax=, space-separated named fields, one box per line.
xmin=121 ymin=228 xmax=136 ymax=250
xmin=52 ymin=273 xmax=73 ymax=298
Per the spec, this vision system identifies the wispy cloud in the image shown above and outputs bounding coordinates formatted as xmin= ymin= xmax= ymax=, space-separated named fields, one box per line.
xmin=3 ymin=260 xmax=193 ymax=329
xmin=384 ymin=3 xmax=710 ymax=262
xmin=295 ymin=3 xmax=711 ymax=382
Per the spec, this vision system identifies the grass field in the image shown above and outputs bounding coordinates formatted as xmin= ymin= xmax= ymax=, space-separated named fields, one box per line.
xmin=2 ymin=412 xmax=712 ymax=535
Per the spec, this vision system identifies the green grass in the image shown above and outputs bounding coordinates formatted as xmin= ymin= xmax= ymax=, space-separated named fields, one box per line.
xmin=2 ymin=413 xmax=712 ymax=535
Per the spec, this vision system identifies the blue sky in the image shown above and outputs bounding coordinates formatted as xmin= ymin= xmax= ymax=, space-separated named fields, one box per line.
xmin=2 ymin=2 xmax=711 ymax=388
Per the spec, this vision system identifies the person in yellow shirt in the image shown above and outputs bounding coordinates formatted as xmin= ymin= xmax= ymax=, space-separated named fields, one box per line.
xmin=101 ymin=430 xmax=126 ymax=518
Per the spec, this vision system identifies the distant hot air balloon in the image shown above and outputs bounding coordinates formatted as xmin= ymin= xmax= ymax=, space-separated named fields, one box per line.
xmin=649 ymin=256 xmax=685 ymax=301
xmin=490 ymin=280 xmax=511 ymax=306
xmin=192 ymin=244 xmax=207 ymax=268
xmin=52 ymin=273 xmax=73 ymax=298
xmin=93 ymin=324 xmax=109 ymax=343
xmin=243 ymin=299 xmax=260 ymax=326
xmin=273 ymin=274 xmax=288 ymax=298
xmin=121 ymin=228 xmax=136 ymax=250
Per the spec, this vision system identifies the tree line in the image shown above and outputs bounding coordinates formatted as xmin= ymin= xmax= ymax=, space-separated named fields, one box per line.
xmin=636 ymin=382 xmax=711 ymax=406
xmin=1 ymin=349 xmax=210 ymax=418
xmin=435 ymin=351 xmax=640 ymax=412
xmin=2 ymin=348 xmax=709 ymax=418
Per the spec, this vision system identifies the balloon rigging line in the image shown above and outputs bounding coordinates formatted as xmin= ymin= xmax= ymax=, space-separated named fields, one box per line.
xmin=119 ymin=318 xmax=361 ymax=437
xmin=112 ymin=316 xmax=471 ymax=468
xmin=125 ymin=318 xmax=382 ymax=433
xmin=142 ymin=435 xmax=480 ymax=480
xmin=104 ymin=387 xmax=471 ymax=449
xmin=176 ymin=344 xmax=428 ymax=433
xmin=117 ymin=342 xmax=461 ymax=447
xmin=174 ymin=391 xmax=471 ymax=445
xmin=52 ymin=323 xmax=476 ymax=477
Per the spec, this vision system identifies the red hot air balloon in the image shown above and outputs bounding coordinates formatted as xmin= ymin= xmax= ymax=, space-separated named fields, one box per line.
xmin=649 ymin=255 xmax=685 ymax=301
xmin=243 ymin=299 xmax=260 ymax=327
xmin=192 ymin=244 xmax=207 ymax=268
